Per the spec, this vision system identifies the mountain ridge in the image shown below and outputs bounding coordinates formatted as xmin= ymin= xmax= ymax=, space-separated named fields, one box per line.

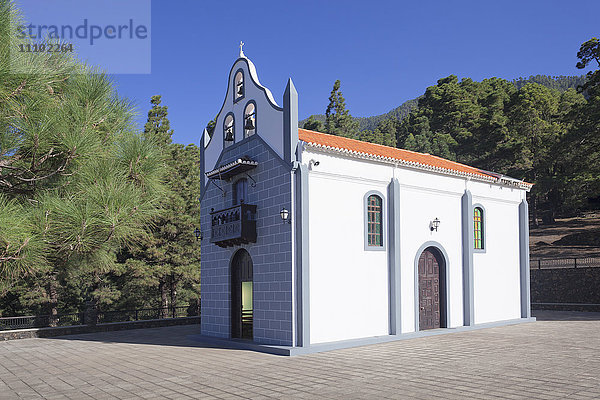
xmin=300 ymin=74 xmax=587 ymax=131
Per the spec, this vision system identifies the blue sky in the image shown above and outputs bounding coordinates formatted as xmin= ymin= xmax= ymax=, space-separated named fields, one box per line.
xmin=15 ymin=0 xmax=600 ymax=145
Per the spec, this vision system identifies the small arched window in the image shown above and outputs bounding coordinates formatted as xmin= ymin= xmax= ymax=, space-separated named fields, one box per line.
xmin=474 ymin=207 xmax=484 ymax=250
xmin=244 ymin=102 xmax=256 ymax=137
xmin=233 ymin=178 xmax=248 ymax=205
xmin=234 ymin=70 xmax=244 ymax=102
xmin=367 ymin=195 xmax=383 ymax=247
xmin=224 ymin=114 xmax=235 ymax=147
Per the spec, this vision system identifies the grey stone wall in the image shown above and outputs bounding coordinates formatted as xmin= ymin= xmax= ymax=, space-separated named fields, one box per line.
xmin=200 ymin=135 xmax=293 ymax=346
xmin=531 ymin=267 xmax=600 ymax=311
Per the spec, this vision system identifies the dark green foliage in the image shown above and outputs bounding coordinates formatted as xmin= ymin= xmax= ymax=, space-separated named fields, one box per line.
xmin=396 ymin=74 xmax=594 ymax=224
xmin=300 ymin=98 xmax=418 ymax=132
xmin=576 ymin=38 xmax=600 ymax=93
xmin=397 ymin=72 xmax=595 ymax=225
xmin=359 ymin=118 xmax=398 ymax=147
xmin=144 ymin=95 xmax=174 ymax=147
xmin=300 ymin=76 xmax=581 ymax=134
xmin=569 ymin=38 xmax=600 ymax=210
xmin=506 ymin=83 xmax=563 ymax=224
xmin=512 ymin=75 xmax=587 ymax=92
xmin=325 ymin=80 xmax=359 ymax=138
xmin=356 ymin=99 xmax=419 ymax=132
xmin=118 ymin=95 xmax=201 ymax=312
xmin=0 ymin=2 xmax=165 ymax=316
xmin=302 ymin=115 xmax=325 ymax=132
xmin=205 ymin=117 xmax=216 ymax=137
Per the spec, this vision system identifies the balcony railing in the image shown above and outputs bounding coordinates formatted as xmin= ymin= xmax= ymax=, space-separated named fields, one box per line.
xmin=210 ymin=203 xmax=257 ymax=247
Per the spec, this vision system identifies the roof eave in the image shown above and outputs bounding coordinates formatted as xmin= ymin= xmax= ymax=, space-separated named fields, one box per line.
xmin=302 ymin=141 xmax=533 ymax=191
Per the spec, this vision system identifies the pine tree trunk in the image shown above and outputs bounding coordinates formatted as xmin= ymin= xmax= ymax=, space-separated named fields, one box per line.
xmin=531 ymin=170 xmax=539 ymax=228
xmin=90 ymin=271 xmax=100 ymax=311
xmin=47 ymin=273 xmax=58 ymax=327
xmin=170 ymin=273 xmax=177 ymax=318
xmin=546 ymin=187 xmax=559 ymax=225
xmin=531 ymin=194 xmax=539 ymax=228
xmin=193 ymin=297 xmax=201 ymax=317
xmin=159 ymin=280 xmax=168 ymax=318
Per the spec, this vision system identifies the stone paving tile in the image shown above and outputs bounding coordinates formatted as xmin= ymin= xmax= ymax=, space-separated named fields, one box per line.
xmin=0 ymin=310 xmax=599 ymax=399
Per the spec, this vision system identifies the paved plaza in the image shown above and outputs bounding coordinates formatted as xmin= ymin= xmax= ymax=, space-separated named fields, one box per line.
xmin=0 ymin=311 xmax=598 ymax=399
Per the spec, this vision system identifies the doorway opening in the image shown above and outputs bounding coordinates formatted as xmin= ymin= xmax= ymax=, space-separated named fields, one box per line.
xmin=417 ymin=247 xmax=447 ymax=330
xmin=231 ymin=249 xmax=253 ymax=339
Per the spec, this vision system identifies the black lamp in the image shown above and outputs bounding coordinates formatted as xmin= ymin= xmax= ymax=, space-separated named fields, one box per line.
xmin=280 ymin=208 xmax=291 ymax=224
xmin=430 ymin=218 xmax=441 ymax=232
xmin=194 ymin=227 xmax=202 ymax=241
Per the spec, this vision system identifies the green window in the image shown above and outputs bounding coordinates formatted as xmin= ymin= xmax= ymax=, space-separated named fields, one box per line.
xmin=367 ymin=195 xmax=383 ymax=246
xmin=474 ymin=207 xmax=484 ymax=249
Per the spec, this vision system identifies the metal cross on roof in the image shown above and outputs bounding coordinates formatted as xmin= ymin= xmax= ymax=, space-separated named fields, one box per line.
xmin=239 ymin=41 xmax=245 ymax=57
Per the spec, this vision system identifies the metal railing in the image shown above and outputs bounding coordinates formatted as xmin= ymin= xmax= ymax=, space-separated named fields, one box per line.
xmin=98 ymin=306 xmax=192 ymax=324
xmin=530 ymin=257 xmax=600 ymax=269
xmin=0 ymin=305 xmax=199 ymax=331
xmin=0 ymin=312 xmax=84 ymax=331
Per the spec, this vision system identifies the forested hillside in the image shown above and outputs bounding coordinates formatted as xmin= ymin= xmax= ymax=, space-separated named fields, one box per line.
xmin=300 ymin=75 xmax=586 ymax=131
xmin=512 ymin=75 xmax=587 ymax=92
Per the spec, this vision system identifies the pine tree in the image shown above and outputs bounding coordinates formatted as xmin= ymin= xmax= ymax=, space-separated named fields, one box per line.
xmin=118 ymin=96 xmax=201 ymax=314
xmin=372 ymin=118 xmax=398 ymax=147
xmin=0 ymin=2 xmax=165 ymax=316
xmin=576 ymin=37 xmax=600 ymax=93
xmin=507 ymin=83 xmax=562 ymax=225
xmin=144 ymin=95 xmax=174 ymax=147
xmin=403 ymin=133 xmax=418 ymax=151
xmin=398 ymin=114 xmax=433 ymax=154
xmin=559 ymin=39 xmax=600 ymax=217
xmin=303 ymin=115 xmax=325 ymax=132
xmin=325 ymin=80 xmax=359 ymax=138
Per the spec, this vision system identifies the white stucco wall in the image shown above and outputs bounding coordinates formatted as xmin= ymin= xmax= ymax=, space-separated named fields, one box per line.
xmin=307 ymin=155 xmax=391 ymax=344
xmin=471 ymin=183 xmax=523 ymax=324
xmin=303 ymin=147 xmax=527 ymax=344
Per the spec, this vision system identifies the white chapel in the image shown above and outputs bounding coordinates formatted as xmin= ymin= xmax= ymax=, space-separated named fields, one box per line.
xmin=198 ymin=47 xmax=534 ymax=355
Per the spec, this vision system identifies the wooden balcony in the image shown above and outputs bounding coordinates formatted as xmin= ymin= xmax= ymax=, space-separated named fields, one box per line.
xmin=210 ymin=203 xmax=257 ymax=248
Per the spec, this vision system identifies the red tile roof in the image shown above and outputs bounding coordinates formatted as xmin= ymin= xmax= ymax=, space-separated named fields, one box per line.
xmin=298 ymin=128 xmax=532 ymax=187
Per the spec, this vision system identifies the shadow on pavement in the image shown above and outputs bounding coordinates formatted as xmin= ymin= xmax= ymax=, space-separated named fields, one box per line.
xmin=44 ymin=325 xmax=285 ymax=355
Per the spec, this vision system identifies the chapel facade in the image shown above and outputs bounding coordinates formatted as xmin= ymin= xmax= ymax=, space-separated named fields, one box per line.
xmin=198 ymin=49 xmax=533 ymax=353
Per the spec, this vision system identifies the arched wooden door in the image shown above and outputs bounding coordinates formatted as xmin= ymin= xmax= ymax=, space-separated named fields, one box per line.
xmin=231 ymin=249 xmax=253 ymax=339
xmin=418 ymin=248 xmax=444 ymax=330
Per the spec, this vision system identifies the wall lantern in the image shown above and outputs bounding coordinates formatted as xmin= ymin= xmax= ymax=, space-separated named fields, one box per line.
xmin=280 ymin=208 xmax=291 ymax=224
xmin=194 ymin=227 xmax=202 ymax=241
xmin=430 ymin=218 xmax=441 ymax=232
